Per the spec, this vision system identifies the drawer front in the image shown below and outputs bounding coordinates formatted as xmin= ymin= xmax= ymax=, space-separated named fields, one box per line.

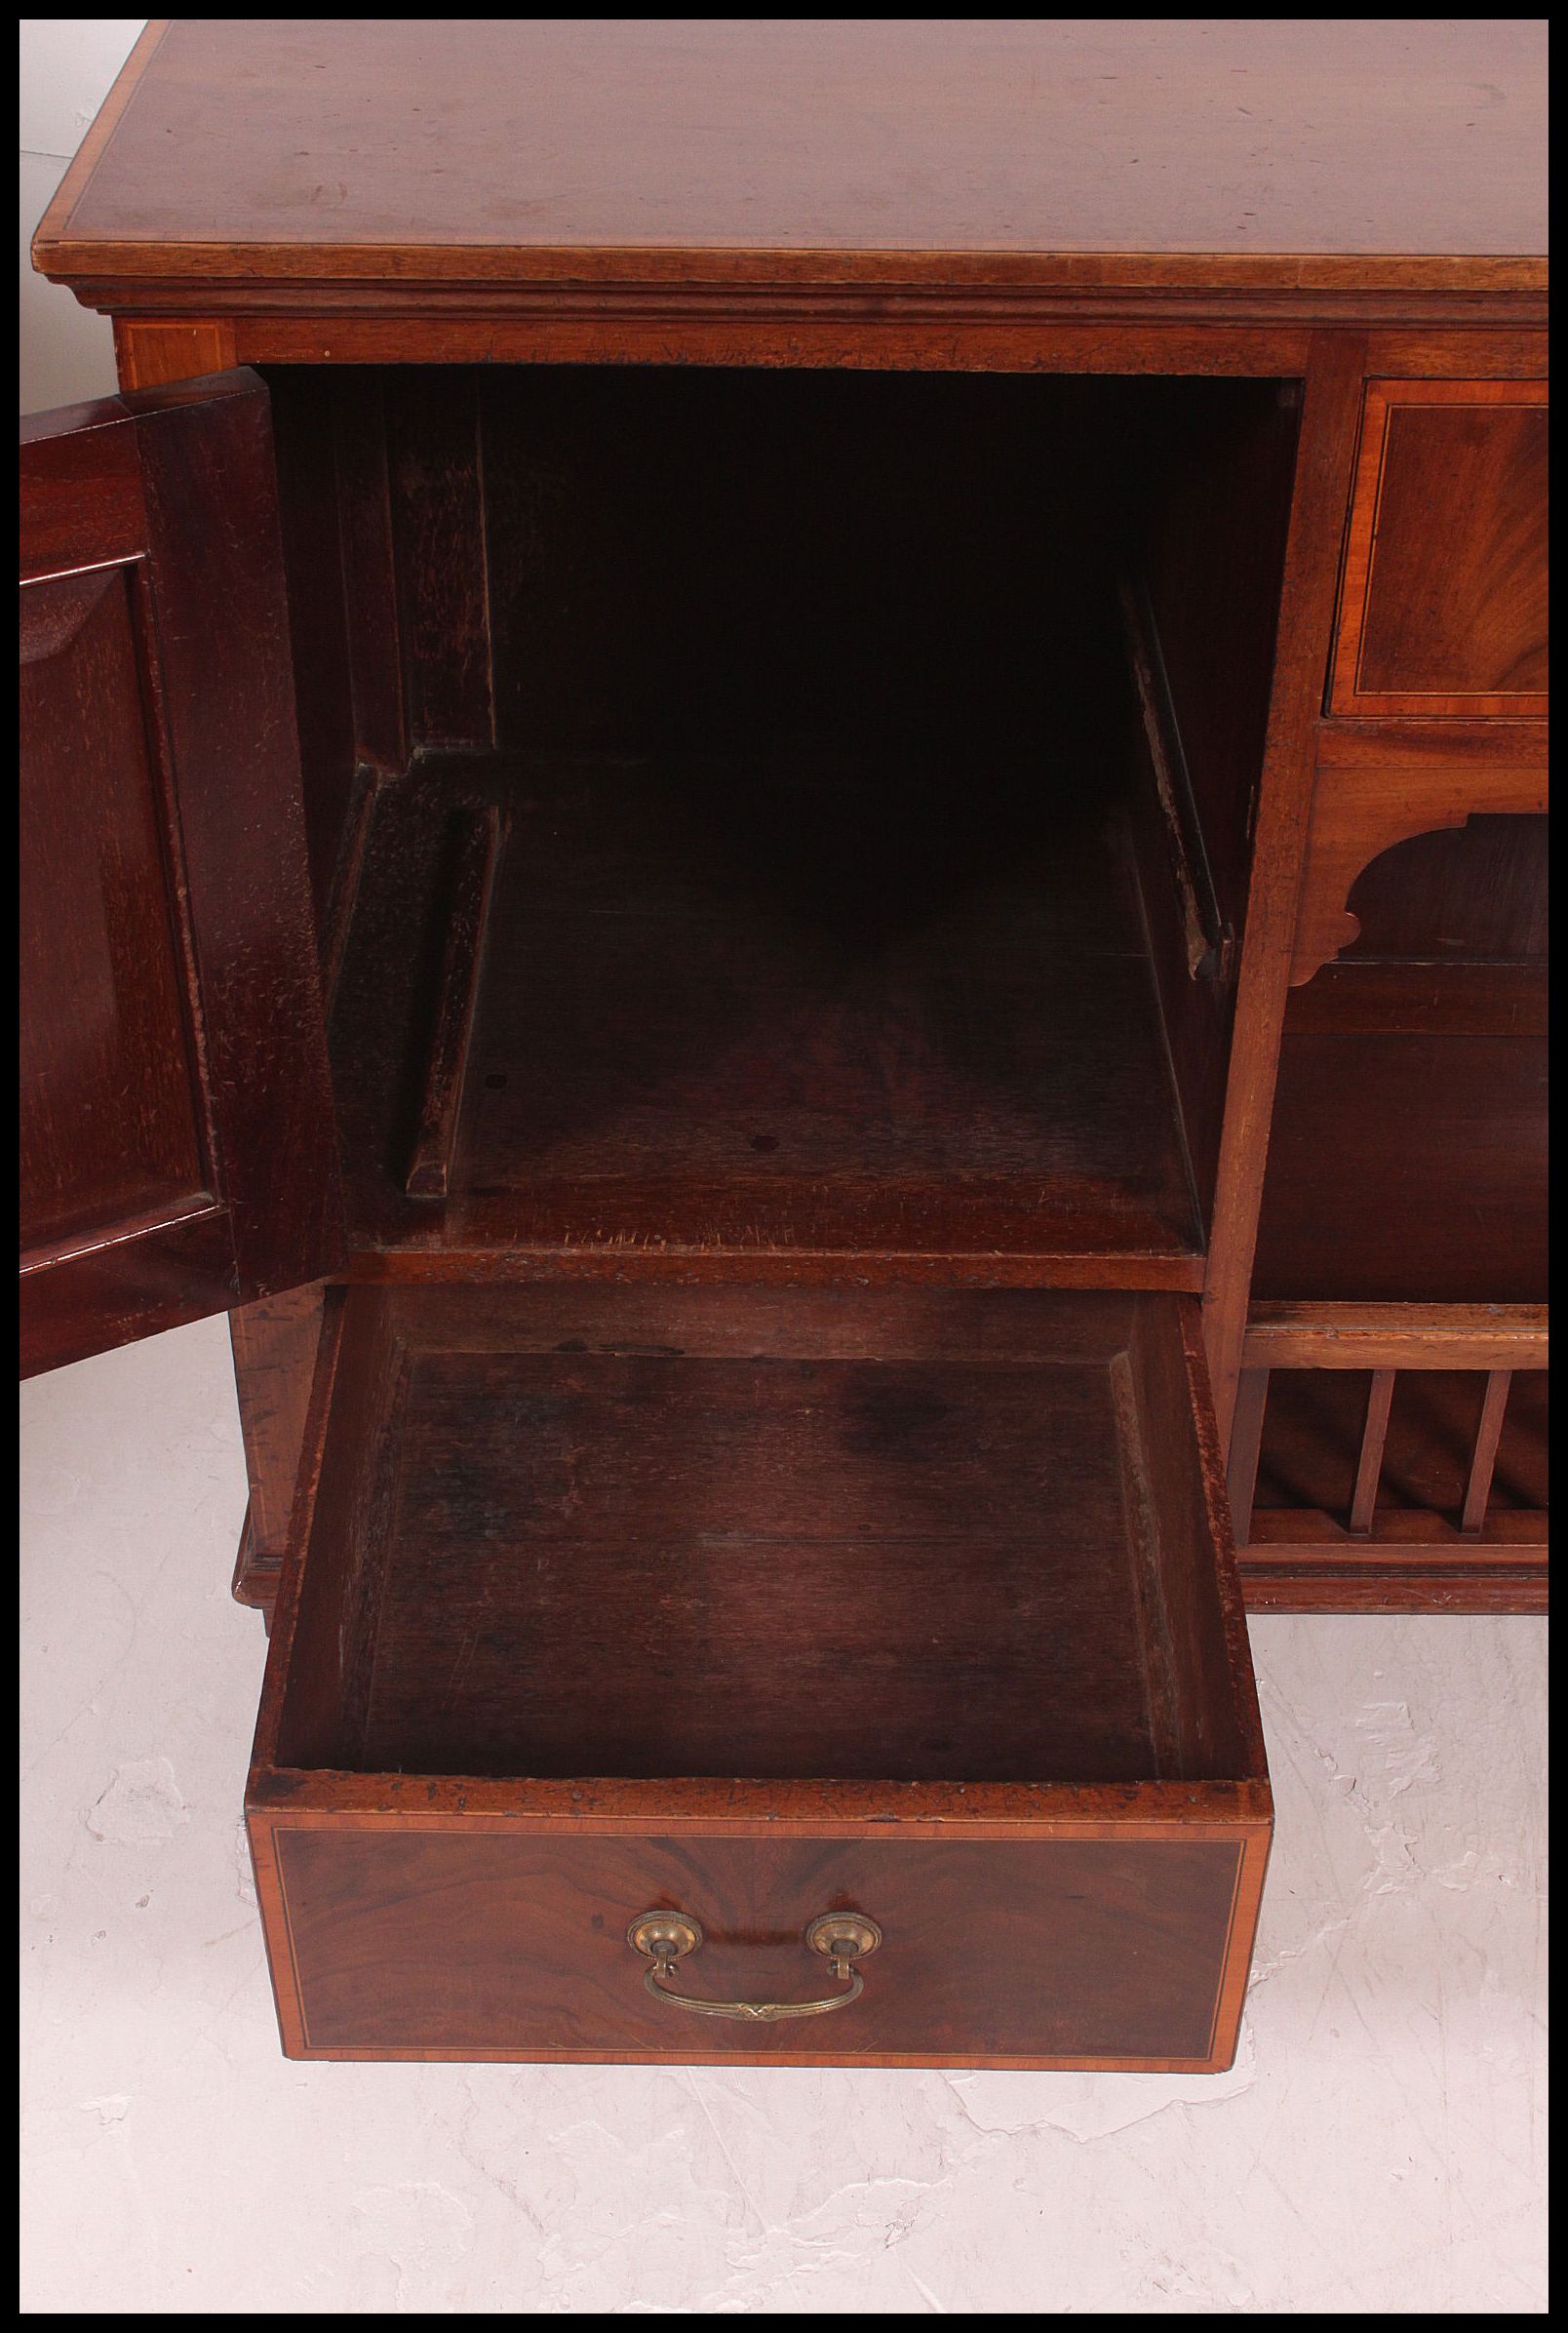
xmin=251 ymin=1820 xmax=1264 ymax=2070
xmin=1328 ymin=380 xmax=1548 ymax=719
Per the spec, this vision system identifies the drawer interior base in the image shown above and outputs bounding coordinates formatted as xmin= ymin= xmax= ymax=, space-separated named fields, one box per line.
xmin=267 ymin=1286 xmax=1259 ymax=1792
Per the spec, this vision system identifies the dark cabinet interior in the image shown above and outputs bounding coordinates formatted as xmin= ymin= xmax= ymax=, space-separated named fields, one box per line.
xmin=261 ymin=364 xmax=1301 ymax=1283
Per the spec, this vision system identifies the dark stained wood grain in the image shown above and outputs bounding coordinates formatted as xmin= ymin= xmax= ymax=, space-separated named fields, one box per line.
xmin=1348 ymin=1371 xmax=1396 ymax=1532
xmin=1254 ymin=1029 xmax=1547 ymax=1305
xmin=1290 ymin=758 xmax=1547 ymax=985
xmin=1234 ymin=1328 xmax=1548 ymax=1611
xmin=257 ymin=1824 xmax=1253 ymax=2068
xmin=1254 ymin=702 xmax=1548 ymax=1578
xmin=19 ymin=401 xmax=144 ymax=569
xmin=229 ymin=1282 xmax=330 ymax=1614
xmin=386 ymin=371 xmax=494 ymax=750
xmin=19 ymin=17 xmax=1553 ymax=2067
xmin=328 ymin=371 xmax=407 ymax=773
xmin=248 ymin=1280 xmax=1268 ymax=2066
xmin=1239 ymin=1547 xmax=1546 ymax=1616
xmin=1365 ymin=330 xmax=1548 ymax=380
xmin=1288 ymin=795 xmax=1548 ymax=1040
xmin=330 ymin=750 xmax=1200 ymax=1283
xmin=1235 ymin=1364 xmax=1548 ymax=1612
xmin=1118 ymin=379 xmax=1299 ymax=1240
xmin=279 ymin=358 xmax=1349 ymax=1287
xmin=20 ymin=564 xmax=211 ymax=1259
xmin=404 ymin=806 xmax=505 ymax=1200
xmin=356 ymin=1358 xmax=1156 ymax=1786
xmin=266 ymin=1285 xmax=1259 ymax=1790
xmin=1139 ymin=382 xmax=1303 ymax=959
xmin=1329 ymin=381 xmax=1548 ymax=716
xmin=261 ymin=368 xmax=357 ymax=936
xmin=229 ymin=314 xmax=1324 ymax=376
xmin=249 ymin=1768 xmax=1274 ymax=1831
xmin=1461 ymin=1370 xmax=1513 ymax=1534
xmin=1125 ymin=1298 xmax=1266 ymax=1791
xmin=1333 ymin=807 xmax=1548 ymax=968
xmin=231 ymin=1514 xmax=278 ymax=1631
xmin=21 ymin=1210 xmax=243 ymax=1384
xmin=1227 ymin=1369 xmax=1271 ymax=1551
xmin=126 ymin=376 xmax=345 ymax=1293
xmin=20 ymin=376 xmax=342 ymax=1375
xmin=1287 ymin=960 xmax=1546 ymax=1040
xmin=1261 ymin=773 xmax=1548 ymax=1311
xmin=1243 ymin=1301 xmax=1548 ymax=1374
xmin=1121 ymin=575 xmax=1233 ymax=986
xmin=253 ymin=1287 xmax=389 ymax=1770
xmin=1251 ymin=1366 xmax=1548 ymax=1521
xmin=1199 ymin=333 xmax=1370 ymax=1436
xmin=34 ymin=20 xmax=1548 ymax=308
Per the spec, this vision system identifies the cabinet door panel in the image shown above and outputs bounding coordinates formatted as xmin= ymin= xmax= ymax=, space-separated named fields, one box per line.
xmin=20 ymin=565 xmax=210 ymax=1254
xmin=20 ymin=372 xmax=341 ymax=1377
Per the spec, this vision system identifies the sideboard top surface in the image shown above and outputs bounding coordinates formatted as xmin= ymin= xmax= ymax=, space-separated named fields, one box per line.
xmin=35 ymin=18 xmax=1548 ymax=299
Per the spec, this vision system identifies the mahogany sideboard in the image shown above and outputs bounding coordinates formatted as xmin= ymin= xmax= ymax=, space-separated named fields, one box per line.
xmin=21 ymin=20 xmax=1547 ymax=2070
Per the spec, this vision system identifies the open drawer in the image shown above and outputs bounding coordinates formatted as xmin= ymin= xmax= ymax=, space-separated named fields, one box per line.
xmin=247 ymin=1285 xmax=1271 ymax=2068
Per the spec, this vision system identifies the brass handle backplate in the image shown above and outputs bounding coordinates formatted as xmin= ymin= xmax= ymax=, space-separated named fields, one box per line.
xmin=627 ymin=1911 xmax=882 ymax=2022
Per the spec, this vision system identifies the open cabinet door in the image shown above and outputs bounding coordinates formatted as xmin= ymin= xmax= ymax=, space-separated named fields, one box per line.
xmin=20 ymin=371 xmax=342 ymax=1377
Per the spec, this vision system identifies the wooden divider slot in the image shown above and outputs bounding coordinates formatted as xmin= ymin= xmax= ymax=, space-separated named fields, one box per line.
xmin=1230 ymin=1305 xmax=1548 ymax=1612
xmin=405 ymin=803 xmax=505 ymax=1199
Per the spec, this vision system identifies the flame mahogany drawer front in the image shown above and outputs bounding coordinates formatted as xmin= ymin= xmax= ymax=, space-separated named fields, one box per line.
xmin=1328 ymin=380 xmax=1548 ymax=720
xmin=247 ymin=1285 xmax=1270 ymax=2068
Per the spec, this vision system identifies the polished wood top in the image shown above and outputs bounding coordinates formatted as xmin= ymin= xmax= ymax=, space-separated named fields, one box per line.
xmin=35 ymin=19 xmax=1548 ymax=298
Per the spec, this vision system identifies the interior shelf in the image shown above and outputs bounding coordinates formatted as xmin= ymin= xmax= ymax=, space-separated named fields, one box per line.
xmin=1253 ymin=1026 xmax=1547 ymax=1303
xmin=331 ymin=746 xmax=1201 ymax=1282
xmin=1257 ymin=811 xmax=1548 ymax=1306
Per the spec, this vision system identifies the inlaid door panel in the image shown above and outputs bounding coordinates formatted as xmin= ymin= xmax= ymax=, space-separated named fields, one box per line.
xmin=20 ymin=373 xmax=341 ymax=1376
xmin=20 ymin=564 xmax=209 ymax=1254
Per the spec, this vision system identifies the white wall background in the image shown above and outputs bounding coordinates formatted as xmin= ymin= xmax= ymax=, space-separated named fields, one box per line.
xmin=19 ymin=19 xmax=1548 ymax=2314
xmin=20 ymin=19 xmax=146 ymax=410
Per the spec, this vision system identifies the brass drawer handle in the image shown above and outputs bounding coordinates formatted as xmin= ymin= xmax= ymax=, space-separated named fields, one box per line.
xmin=627 ymin=1911 xmax=882 ymax=2022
